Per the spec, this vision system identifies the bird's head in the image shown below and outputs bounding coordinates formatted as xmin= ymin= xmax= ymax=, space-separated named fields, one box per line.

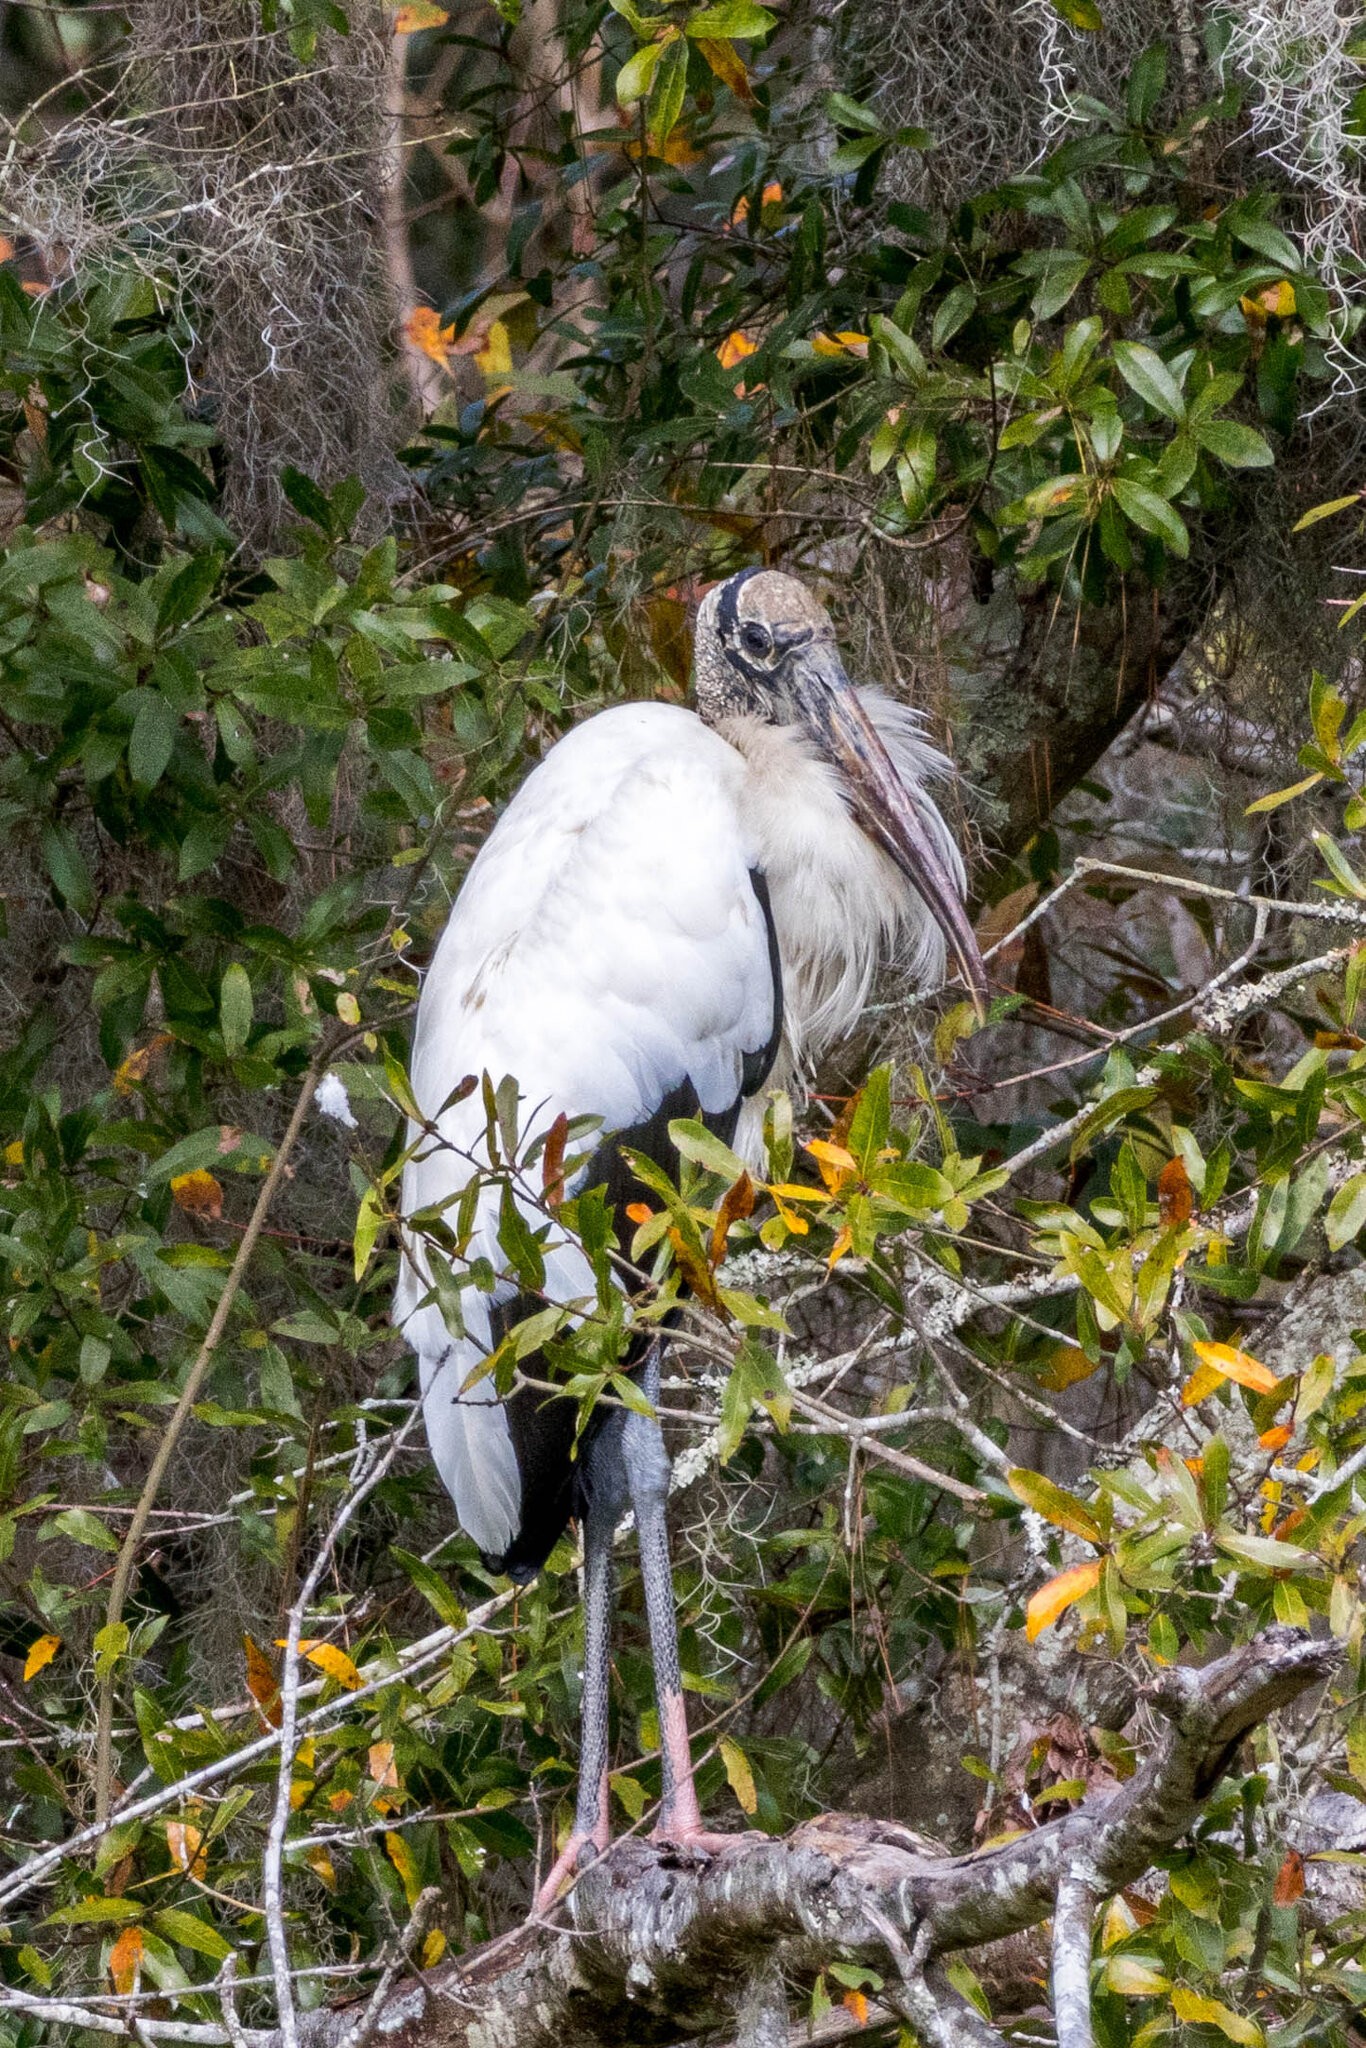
xmin=695 ymin=568 xmax=988 ymax=1015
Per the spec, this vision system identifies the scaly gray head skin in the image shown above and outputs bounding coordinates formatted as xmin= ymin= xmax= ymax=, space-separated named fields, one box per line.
xmin=694 ymin=567 xmax=989 ymax=1014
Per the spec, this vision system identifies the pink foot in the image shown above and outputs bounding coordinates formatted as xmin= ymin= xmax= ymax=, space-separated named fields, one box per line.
xmin=531 ymin=1826 xmax=610 ymax=1916
xmin=649 ymin=1819 xmax=740 ymax=1862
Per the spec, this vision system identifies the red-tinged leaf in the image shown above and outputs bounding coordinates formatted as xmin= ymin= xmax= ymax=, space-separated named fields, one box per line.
xmin=244 ymin=1634 xmax=282 ymax=1728
xmin=668 ymin=1226 xmax=725 ymax=1309
xmin=541 ymin=1111 xmax=569 ymax=1213
xmin=108 ymin=1925 xmax=144 ymax=1994
xmin=1025 ymin=1560 xmax=1102 ymax=1642
xmin=1273 ymin=1849 xmax=1306 ymax=1903
xmin=1157 ymin=1155 xmax=1194 ymax=1228
xmin=395 ymin=3 xmax=449 ymax=30
xmin=710 ymin=1170 xmax=755 ymax=1269
xmin=171 ymin=1169 xmax=223 ymax=1221
xmin=695 ymin=35 xmax=754 ymax=101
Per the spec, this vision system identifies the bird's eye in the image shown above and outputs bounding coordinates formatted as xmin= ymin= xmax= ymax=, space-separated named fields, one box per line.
xmin=740 ymin=623 xmax=772 ymax=658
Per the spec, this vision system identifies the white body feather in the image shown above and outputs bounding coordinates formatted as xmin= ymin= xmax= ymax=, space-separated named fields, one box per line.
xmin=395 ymin=693 xmax=962 ymax=1557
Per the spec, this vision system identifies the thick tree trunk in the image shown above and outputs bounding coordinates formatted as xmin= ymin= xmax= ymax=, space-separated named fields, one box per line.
xmin=263 ymin=1632 xmax=1330 ymax=2048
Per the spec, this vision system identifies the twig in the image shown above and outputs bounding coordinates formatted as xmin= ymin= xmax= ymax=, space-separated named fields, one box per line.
xmin=1051 ymin=1864 xmax=1100 ymax=2048
xmin=338 ymin=1887 xmax=442 ymax=2048
xmin=94 ymin=1056 xmax=330 ymax=1821
xmin=263 ymin=1410 xmax=422 ymax=2048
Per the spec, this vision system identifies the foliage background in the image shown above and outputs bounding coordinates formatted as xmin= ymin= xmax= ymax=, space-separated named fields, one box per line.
xmin=2 ymin=0 xmax=1366 ymax=2042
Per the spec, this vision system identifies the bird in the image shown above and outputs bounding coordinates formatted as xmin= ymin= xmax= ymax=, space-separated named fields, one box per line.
xmin=393 ymin=567 xmax=985 ymax=1909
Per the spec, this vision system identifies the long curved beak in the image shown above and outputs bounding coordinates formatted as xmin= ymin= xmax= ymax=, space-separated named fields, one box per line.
xmin=795 ymin=646 xmax=989 ymax=1019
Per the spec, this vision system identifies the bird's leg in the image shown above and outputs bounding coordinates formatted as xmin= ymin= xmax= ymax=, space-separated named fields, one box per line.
xmin=622 ymin=1345 xmax=732 ymax=1854
xmin=531 ymin=1471 xmax=617 ymax=1914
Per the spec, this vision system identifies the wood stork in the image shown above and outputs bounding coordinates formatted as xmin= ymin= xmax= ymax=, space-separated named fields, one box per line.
xmin=394 ymin=568 xmax=985 ymax=1908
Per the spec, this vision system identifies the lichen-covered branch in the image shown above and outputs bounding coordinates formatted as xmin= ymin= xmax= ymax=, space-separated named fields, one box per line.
xmin=258 ymin=1629 xmax=1333 ymax=2048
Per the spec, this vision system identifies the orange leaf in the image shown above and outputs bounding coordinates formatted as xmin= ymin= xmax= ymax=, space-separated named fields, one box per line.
xmin=113 ymin=1032 xmax=172 ymax=1097
xmin=244 ymin=1634 xmax=282 ymax=1728
xmin=710 ymin=1170 xmax=755 ymax=1268
xmin=1259 ymin=1424 xmax=1292 ymax=1452
xmin=842 ymin=1989 xmax=870 ymax=2025
xmin=1157 ymin=1155 xmax=1194 ymax=1228
xmin=368 ymin=1739 xmax=400 ymax=1789
xmin=716 ymin=329 xmax=759 ymax=370
xmin=541 ymin=1111 xmax=569 ymax=1213
xmin=1189 ymin=1340 xmax=1283 ymax=1397
xmin=405 ymin=304 xmax=456 ymax=368
xmin=1273 ymin=1848 xmax=1306 ymax=1903
xmin=167 ymin=1819 xmax=207 ymax=1879
xmin=826 ymin=1224 xmax=854 ymax=1270
xmin=395 ymin=3 xmax=449 ymax=29
xmin=668 ymin=1226 xmax=725 ymax=1309
xmin=108 ymin=1924 xmax=145 ymax=1994
xmin=1025 ymin=1559 xmax=1102 ymax=1642
xmin=23 ymin=1634 xmax=60 ymax=1683
xmin=0 ymin=235 xmax=13 ymax=264
xmin=697 ymin=36 xmax=754 ymax=103
xmin=625 ymin=1202 xmax=653 ymax=1225
xmin=171 ymin=1169 xmax=223 ymax=1221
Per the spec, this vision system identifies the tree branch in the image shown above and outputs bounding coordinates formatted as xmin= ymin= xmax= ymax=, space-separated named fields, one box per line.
xmin=253 ymin=1628 xmax=1332 ymax=2048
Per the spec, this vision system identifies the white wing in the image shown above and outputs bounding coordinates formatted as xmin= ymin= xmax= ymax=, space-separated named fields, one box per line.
xmin=394 ymin=702 xmax=778 ymax=1561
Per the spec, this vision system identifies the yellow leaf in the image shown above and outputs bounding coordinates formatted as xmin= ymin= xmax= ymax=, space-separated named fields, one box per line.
xmin=1188 ymin=1340 xmax=1283 ymax=1397
xmin=1024 ymin=1559 xmax=1102 ymax=1642
xmin=421 ymin=1928 xmax=447 ymax=1968
xmin=1007 ymin=1467 xmax=1104 ymax=1545
xmin=112 ymin=1032 xmax=172 ymax=1096
xmin=171 ymin=1169 xmax=223 ymax=1221
xmin=385 ymin=1829 xmax=423 ymax=1907
xmin=108 ymin=1924 xmax=145 ymax=1994
xmin=23 ymin=1634 xmax=60 ymax=1682
xmin=1170 ymin=1987 xmax=1264 ymax=2045
xmin=474 ymin=319 xmax=512 ymax=382
xmin=718 ymin=1734 xmax=758 ymax=1815
xmin=305 ymin=1845 xmax=337 ymax=1891
xmin=811 ymin=330 xmax=870 ymax=357
xmin=1038 ymin=1345 xmax=1100 ymax=1390
xmin=3 ymin=1140 xmax=23 ymax=1167
xmin=1180 ymin=1360 xmax=1226 ymax=1406
xmin=697 ymin=36 xmax=754 ymax=102
xmin=395 ymin=3 xmax=449 ymax=29
xmin=279 ymin=1639 xmax=364 ymax=1690
xmin=166 ymin=1820 xmax=207 ymax=1879
xmin=842 ymin=1989 xmax=869 ymax=2025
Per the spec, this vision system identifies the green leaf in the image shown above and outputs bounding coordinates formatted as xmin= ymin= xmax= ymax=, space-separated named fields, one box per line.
xmin=684 ymin=0 xmax=775 ymax=34
xmin=129 ymin=692 xmax=177 ymax=791
xmin=392 ymin=1546 xmax=467 ymax=1628
xmin=42 ymin=820 xmax=95 ymax=918
xmin=1195 ymin=420 xmax=1275 ymax=468
xmin=668 ymin=1118 xmax=748 ymax=1181
xmin=1111 ymin=478 xmax=1189 ymax=556
xmin=1030 ymin=251 xmax=1090 ymax=321
xmin=646 ymin=33 xmax=689 ymax=150
xmin=1327 ymin=1173 xmax=1366 ymax=1253
xmin=45 ymin=1895 xmax=143 ymax=1926
xmin=152 ymin=1909 xmax=234 ymax=1961
xmin=1229 ymin=216 xmax=1302 ymax=275
xmin=615 ymin=36 xmax=665 ymax=106
xmin=156 ymin=552 xmax=221 ymax=635
xmin=1112 ymin=340 xmax=1186 ymax=421
xmin=49 ymin=1508 xmax=118 ymax=1553
xmin=1126 ymin=42 xmax=1167 ymax=124
xmin=353 ymin=1183 xmax=385 ymax=1281
xmin=220 ymin=962 xmax=254 ymax=1058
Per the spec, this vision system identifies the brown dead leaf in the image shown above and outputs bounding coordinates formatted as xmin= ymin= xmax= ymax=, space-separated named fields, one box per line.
xmin=171 ymin=1169 xmax=223 ymax=1221
xmin=1157 ymin=1155 xmax=1194 ymax=1228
